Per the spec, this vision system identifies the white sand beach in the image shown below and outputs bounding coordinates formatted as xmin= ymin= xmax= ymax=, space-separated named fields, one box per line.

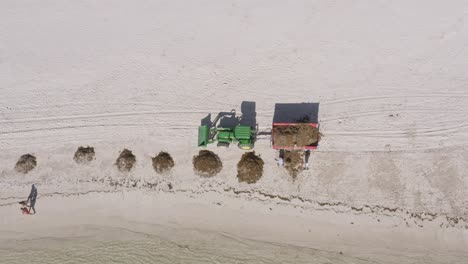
xmin=1 ymin=0 xmax=468 ymax=263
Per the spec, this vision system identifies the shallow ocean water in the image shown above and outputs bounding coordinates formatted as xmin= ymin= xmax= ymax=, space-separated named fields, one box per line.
xmin=0 ymin=225 xmax=371 ymax=264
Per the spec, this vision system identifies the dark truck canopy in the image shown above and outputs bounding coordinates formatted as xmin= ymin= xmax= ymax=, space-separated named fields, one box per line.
xmin=273 ymin=103 xmax=319 ymax=124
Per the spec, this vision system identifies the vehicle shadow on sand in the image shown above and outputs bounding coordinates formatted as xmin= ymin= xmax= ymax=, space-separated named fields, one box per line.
xmin=199 ymin=101 xmax=257 ymax=129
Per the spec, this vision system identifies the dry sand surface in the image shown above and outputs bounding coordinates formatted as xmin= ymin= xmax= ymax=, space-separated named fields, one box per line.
xmin=1 ymin=0 xmax=468 ymax=263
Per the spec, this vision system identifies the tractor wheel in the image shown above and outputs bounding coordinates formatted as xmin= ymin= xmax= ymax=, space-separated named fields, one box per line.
xmin=238 ymin=143 xmax=253 ymax=150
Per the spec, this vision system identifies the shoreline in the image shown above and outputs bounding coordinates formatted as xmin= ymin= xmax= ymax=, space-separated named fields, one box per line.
xmin=1 ymin=190 xmax=467 ymax=263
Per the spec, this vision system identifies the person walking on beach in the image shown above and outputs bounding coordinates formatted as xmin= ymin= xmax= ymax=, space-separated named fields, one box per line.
xmin=25 ymin=184 xmax=37 ymax=214
xmin=304 ymin=150 xmax=311 ymax=170
xmin=276 ymin=149 xmax=285 ymax=167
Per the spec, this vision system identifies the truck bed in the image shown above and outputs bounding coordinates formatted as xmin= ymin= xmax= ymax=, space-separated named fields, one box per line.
xmin=272 ymin=103 xmax=320 ymax=150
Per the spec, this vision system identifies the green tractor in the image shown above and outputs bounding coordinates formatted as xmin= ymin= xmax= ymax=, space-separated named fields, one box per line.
xmin=198 ymin=111 xmax=256 ymax=150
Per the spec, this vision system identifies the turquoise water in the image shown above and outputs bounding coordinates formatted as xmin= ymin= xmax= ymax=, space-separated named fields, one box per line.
xmin=0 ymin=225 xmax=372 ymax=264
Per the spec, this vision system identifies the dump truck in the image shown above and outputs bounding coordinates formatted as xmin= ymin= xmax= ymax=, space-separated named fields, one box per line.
xmin=271 ymin=103 xmax=320 ymax=150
